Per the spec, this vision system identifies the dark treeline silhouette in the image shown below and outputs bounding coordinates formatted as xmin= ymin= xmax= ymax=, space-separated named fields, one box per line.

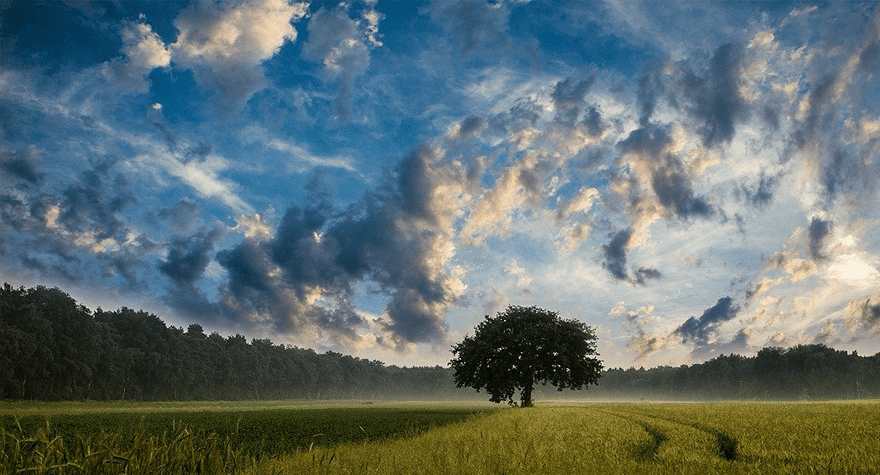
xmin=2 ymin=284 xmax=879 ymax=401
xmin=592 ymin=345 xmax=880 ymax=400
xmin=0 ymin=284 xmax=471 ymax=401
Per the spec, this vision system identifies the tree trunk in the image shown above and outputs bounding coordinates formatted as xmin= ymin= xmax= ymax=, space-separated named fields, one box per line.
xmin=521 ymin=369 xmax=534 ymax=407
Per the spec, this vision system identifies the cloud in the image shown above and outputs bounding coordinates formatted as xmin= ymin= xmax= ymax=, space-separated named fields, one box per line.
xmin=101 ymin=20 xmax=171 ymax=92
xmin=56 ymin=161 xmax=134 ymax=240
xmin=738 ymin=171 xmax=779 ymax=208
xmin=675 ymin=296 xmax=740 ymax=347
xmin=675 ymin=42 xmax=748 ymax=147
xmin=616 ymin=302 xmax=667 ymax=362
xmin=196 ymin=146 xmax=467 ymax=349
xmin=428 ymin=0 xmax=512 ymax=60
xmin=171 ymin=0 xmax=308 ymax=114
xmin=767 ymin=250 xmax=818 ymax=283
xmin=0 ymin=158 xmax=160 ymax=291
xmin=551 ymin=75 xmax=596 ymax=125
xmin=843 ymin=295 xmax=880 ymax=338
xmin=504 ymin=259 xmax=532 ymax=287
xmin=159 ymin=227 xmax=222 ymax=287
xmin=600 ymin=227 xmax=662 ymax=285
xmin=449 ymin=116 xmax=486 ymax=140
xmin=601 ymin=228 xmax=632 ymax=281
xmin=460 ymin=152 xmax=543 ymax=245
xmin=690 ymin=327 xmax=754 ymax=360
xmin=616 ymin=123 xmax=714 ymax=223
xmin=808 ymin=217 xmax=832 ymax=260
xmin=302 ymin=3 xmax=383 ymax=119
xmin=1 ymin=149 xmax=42 ymax=185
xmin=156 ymin=198 xmax=204 ymax=237
xmin=242 ymin=126 xmax=357 ymax=172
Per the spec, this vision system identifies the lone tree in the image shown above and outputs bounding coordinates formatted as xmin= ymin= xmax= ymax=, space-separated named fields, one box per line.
xmin=450 ymin=305 xmax=603 ymax=407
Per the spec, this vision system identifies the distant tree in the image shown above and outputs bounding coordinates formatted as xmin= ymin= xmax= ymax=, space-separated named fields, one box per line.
xmin=450 ymin=305 xmax=603 ymax=407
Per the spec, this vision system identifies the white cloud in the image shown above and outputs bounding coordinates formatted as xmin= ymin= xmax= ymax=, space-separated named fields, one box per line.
xmin=240 ymin=126 xmax=357 ymax=172
xmin=828 ymin=254 xmax=880 ymax=286
xmin=505 ymin=259 xmax=533 ymax=287
xmin=101 ymin=21 xmax=170 ymax=91
xmin=123 ymin=22 xmax=171 ymax=70
xmin=169 ymin=0 xmax=308 ymax=113
xmin=172 ymin=0 xmax=306 ymax=67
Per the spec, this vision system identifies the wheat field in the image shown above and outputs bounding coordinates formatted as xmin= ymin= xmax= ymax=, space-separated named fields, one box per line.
xmin=3 ymin=400 xmax=878 ymax=474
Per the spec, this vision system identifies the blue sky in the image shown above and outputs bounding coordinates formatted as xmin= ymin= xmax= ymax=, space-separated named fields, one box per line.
xmin=2 ymin=0 xmax=879 ymax=368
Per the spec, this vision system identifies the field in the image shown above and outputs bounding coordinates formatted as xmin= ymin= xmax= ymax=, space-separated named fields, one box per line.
xmin=2 ymin=400 xmax=879 ymax=474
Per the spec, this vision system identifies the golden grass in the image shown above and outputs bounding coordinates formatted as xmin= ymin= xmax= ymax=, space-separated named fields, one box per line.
xmin=247 ymin=401 xmax=880 ymax=475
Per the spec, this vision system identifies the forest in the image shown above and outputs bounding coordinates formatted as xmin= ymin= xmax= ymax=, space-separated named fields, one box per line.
xmin=2 ymin=283 xmax=879 ymax=401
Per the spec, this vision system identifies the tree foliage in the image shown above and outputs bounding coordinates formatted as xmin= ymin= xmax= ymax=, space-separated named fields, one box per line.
xmin=0 ymin=284 xmax=473 ymax=401
xmin=4 ymin=284 xmax=880 ymax=402
xmin=596 ymin=345 xmax=880 ymax=400
xmin=450 ymin=305 xmax=603 ymax=407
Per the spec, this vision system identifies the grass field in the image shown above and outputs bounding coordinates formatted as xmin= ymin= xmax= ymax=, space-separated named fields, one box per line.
xmin=2 ymin=400 xmax=878 ymax=474
xmin=248 ymin=400 xmax=880 ymax=475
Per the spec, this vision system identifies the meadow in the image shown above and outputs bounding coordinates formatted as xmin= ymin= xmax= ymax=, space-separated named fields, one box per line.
xmin=2 ymin=400 xmax=878 ymax=474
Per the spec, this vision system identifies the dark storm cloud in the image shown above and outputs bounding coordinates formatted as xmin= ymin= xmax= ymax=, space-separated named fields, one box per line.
xmin=677 ymin=43 xmax=747 ymax=148
xmin=676 ymin=296 xmax=740 ymax=346
xmin=617 ymin=123 xmax=714 ymax=220
xmin=650 ymin=168 xmax=712 ymax=218
xmin=601 ymin=228 xmax=662 ymax=285
xmin=218 ymin=240 xmax=276 ymax=297
xmin=159 ymin=228 xmax=222 ymax=286
xmin=207 ymin=148 xmax=457 ymax=346
xmin=270 ymin=203 xmax=347 ymax=299
xmin=808 ymin=217 xmax=832 ymax=261
xmin=602 ymin=228 xmax=631 ymax=282
xmin=1 ymin=150 xmax=42 ymax=185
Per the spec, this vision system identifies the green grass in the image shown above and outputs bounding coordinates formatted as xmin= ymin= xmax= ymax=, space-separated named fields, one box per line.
xmin=4 ymin=400 xmax=879 ymax=474
xmin=1 ymin=401 xmax=498 ymax=457
xmin=245 ymin=401 xmax=880 ymax=475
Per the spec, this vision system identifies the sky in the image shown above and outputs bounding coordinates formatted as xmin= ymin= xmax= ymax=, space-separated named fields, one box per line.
xmin=2 ymin=0 xmax=879 ymax=369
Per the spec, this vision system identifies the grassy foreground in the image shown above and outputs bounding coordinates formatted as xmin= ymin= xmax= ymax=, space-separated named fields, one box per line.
xmin=247 ymin=401 xmax=880 ymax=475
xmin=3 ymin=400 xmax=878 ymax=474
xmin=0 ymin=400 xmax=498 ymax=474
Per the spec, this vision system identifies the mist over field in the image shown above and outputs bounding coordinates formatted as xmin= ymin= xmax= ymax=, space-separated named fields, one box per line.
xmin=2 ymin=0 xmax=880 ymax=372
xmin=3 ymin=284 xmax=879 ymax=402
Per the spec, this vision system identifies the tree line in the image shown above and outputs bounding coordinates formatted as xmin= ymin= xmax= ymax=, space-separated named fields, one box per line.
xmin=0 ymin=284 xmax=472 ymax=401
xmin=2 ymin=283 xmax=879 ymax=401
xmin=592 ymin=345 xmax=880 ymax=400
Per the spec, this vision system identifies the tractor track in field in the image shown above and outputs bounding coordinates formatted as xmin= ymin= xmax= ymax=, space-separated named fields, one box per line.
xmin=593 ymin=406 xmax=739 ymax=462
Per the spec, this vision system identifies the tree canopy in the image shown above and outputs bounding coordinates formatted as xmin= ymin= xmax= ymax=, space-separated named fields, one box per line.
xmin=450 ymin=305 xmax=603 ymax=407
xmin=0 ymin=283 xmax=472 ymax=401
